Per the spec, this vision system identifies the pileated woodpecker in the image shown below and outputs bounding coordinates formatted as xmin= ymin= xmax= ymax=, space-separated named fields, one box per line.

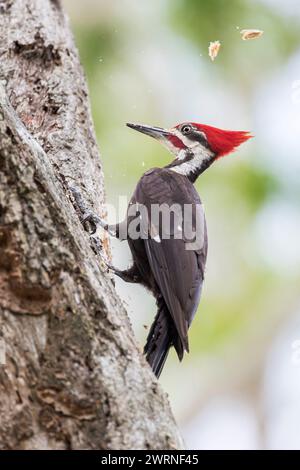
xmin=84 ymin=122 xmax=251 ymax=378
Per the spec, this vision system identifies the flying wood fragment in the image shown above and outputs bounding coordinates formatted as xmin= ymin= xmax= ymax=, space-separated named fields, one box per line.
xmin=240 ymin=29 xmax=264 ymax=40
xmin=208 ymin=41 xmax=221 ymax=61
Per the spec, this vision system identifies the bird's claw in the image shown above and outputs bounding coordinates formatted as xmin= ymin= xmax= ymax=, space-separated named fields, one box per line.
xmin=82 ymin=210 xmax=102 ymax=234
xmin=81 ymin=209 xmax=116 ymax=274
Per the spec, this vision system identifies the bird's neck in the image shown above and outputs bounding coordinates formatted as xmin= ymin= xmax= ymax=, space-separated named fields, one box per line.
xmin=165 ymin=148 xmax=215 ymax=183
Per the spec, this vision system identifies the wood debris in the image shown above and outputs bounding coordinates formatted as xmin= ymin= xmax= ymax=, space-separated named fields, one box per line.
xmin=240 ymin=29 xmax=264 ymax=40
xmin=208 ymin=40 xmax=221 ymax=61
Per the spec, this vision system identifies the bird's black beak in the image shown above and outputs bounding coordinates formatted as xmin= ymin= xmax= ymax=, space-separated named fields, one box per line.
xmin=126 ymin=122 xmax=170 ymax=139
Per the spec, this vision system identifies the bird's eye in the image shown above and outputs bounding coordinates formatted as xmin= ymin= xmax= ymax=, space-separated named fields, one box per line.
xmin=181 ymin=125 xmax=192 ymax=135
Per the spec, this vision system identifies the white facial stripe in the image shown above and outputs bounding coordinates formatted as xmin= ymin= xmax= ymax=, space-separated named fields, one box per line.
xmin=170 ymin=144 xmax=213 ymax=177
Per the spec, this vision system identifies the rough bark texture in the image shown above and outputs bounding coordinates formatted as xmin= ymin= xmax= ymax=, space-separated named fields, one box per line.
xmin=0 ymin=0 xmax=183 ymax=450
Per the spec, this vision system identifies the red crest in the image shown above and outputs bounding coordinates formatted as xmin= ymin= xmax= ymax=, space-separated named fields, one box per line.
xmin=192 ymin=123 xmax=252 ymax=157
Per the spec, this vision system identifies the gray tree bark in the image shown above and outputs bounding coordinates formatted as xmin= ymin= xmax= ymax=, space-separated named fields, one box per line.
xmin=0 ymin=0 xmax=182 ymax=450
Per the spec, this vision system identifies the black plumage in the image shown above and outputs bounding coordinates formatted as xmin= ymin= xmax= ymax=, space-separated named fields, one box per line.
xmin=125 ymin=168 xmax=207 ymax=377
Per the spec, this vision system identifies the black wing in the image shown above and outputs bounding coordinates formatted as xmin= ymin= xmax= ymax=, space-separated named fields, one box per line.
xmin=135 ymin=168 xmax=207 ymax=355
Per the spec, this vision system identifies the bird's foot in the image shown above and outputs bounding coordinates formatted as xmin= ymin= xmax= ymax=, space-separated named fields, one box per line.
xmin=69 ymin=187 xmax=117 ymax=273
xmin=81 ymin=210 xmax=109 ymax=264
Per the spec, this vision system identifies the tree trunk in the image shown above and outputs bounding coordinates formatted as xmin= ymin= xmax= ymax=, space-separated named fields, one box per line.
xmin=0 ymin=0 xmax=182 ymax=450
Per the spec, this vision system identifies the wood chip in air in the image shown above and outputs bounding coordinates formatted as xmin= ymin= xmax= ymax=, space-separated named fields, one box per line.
xmin=240 ymin=29 xmax=264 ymax=40
xmin=208 ymin=41 xmax=221 ymax=61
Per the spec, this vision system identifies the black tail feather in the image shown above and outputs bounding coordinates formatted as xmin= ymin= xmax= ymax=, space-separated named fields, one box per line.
xmin=144 ymin=298 xmax=178 ymax=378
